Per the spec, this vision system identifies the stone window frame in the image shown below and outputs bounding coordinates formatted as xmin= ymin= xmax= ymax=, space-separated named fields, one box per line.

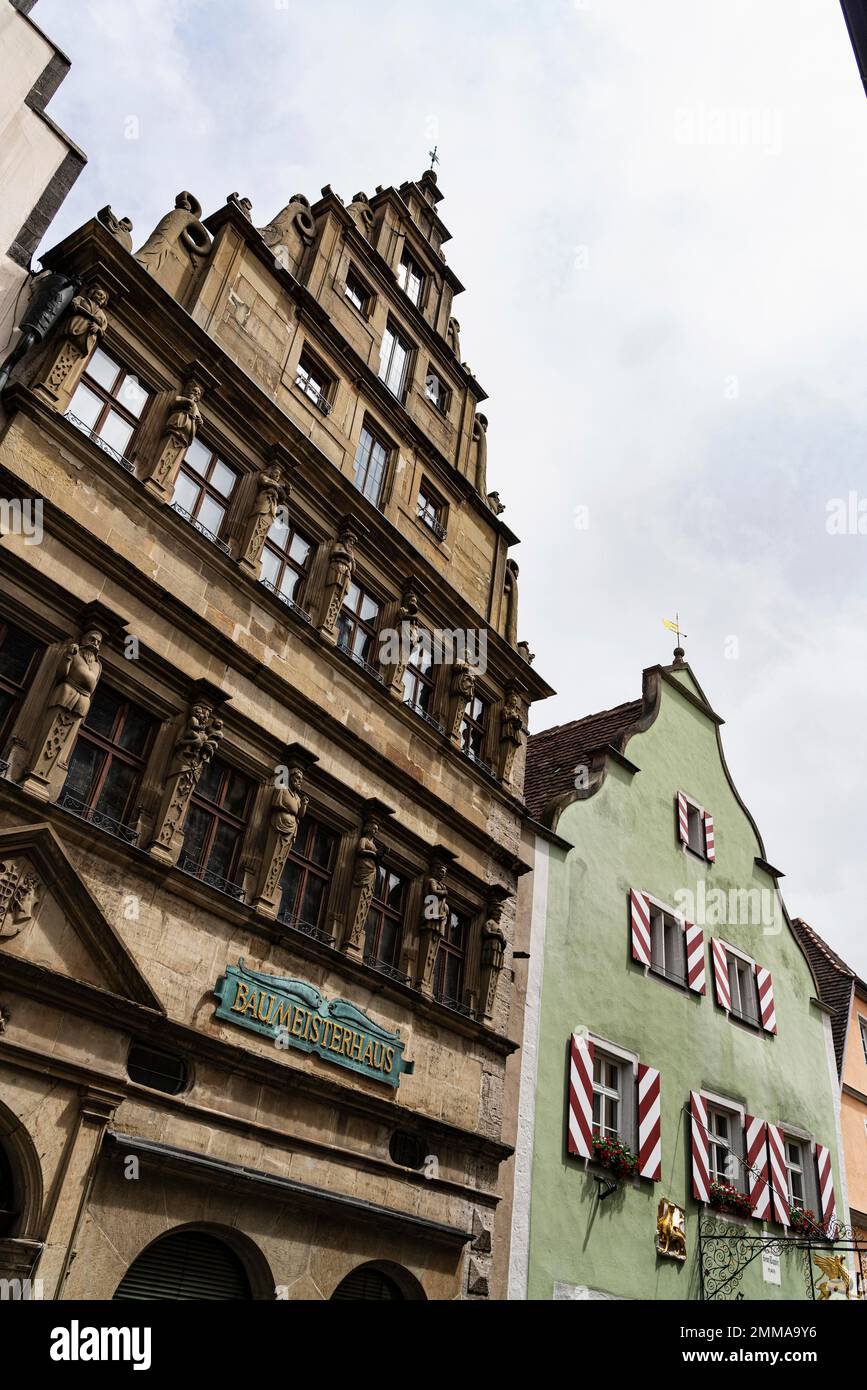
xmin=344 ymin=262 xmax=375 ymax=319
xmin=126 ymin=1039 xmax=190 ymax=1097
xmin=0 ymin=614 xmax=45 ymax=751
xmin=378 ymin=317 xmax=416 ymax=404
xmin=335 ymin=571 xmax=385 ymax=673
xmin=363 ymin=860 xmax=409 ymax=973
xmin=66 ymin=345 xmax=154 ymax=467
xmin=178 ymin=753 xmax=257 ymax=892
xmin=258 ymin=510 xmax=316 ymax=614
xmin=276 ymin=812 xmax=340 ymax=937
xmin=397 ymin=248 xmax=426 ymax=310
xmin=294 ymin=345 xmax=336 ymax=417
xmin=459 ymin=685 xmax=493 ymax=769
xmin=432 ymin=903 xmax=472 ymax=1008
xmin=401 ymin=628 xmax=438 ymax=720
xmin=171 ymin=437 xmax=241 ymax=546
xmin=353 ymin=418 xmax=394 ymax=510
xmin=416 ymin=476 xmax=448 ymax=542
xmin=423 ymin=363 xmax=450 ymax=418
xmin=58 ymin=682 xmax=158 ymax=836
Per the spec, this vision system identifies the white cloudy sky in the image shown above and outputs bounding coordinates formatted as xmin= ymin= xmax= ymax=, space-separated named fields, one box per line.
xmin=34 ymin=0 xmax=867 ymax=975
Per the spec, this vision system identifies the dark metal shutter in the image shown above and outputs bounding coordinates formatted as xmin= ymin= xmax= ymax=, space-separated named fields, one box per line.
xmin=330 ymin=1267 xmax=404 ymax=1300
xmin=113 ymin=1230 xmax=251 ymax=1300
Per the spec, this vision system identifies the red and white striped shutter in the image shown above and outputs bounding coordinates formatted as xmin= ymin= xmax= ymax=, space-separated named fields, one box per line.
xmin=684 ymin=921 xmax=706 ymax=994
xmin=630 ymin=889 xmax=651 ymax=966
xmin=815 ymin=1144 xmax=837 ymax=1234
xmin=690 ymin=1091 xmax=710 ymax=1201
xmin=766 ymin=1123 xmax=790 ymax=1226
xmin=676 ymin=791 xmax=689 ymax=845
xmin=704 ymin=812 xmax=715 ymax=861
xmin=755 ymin=964 xmax=777 ymax=1034
xmin=567 ymin=1033 xmax=594 ymax=1160
xmin=744 ymin=1115 xmax=771 ymax=1220
xmin=711 ymin=939 xmax=731 ymax=1011
xmin=637 ymin=1063 xmax=661 ymax=1181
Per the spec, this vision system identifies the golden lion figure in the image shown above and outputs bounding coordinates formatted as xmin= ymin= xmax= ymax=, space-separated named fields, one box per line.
xmin=656 ymin=1198 xmax=687 ymax=1262
xmin=813 ymin=1254 xmax=852 ymax=1300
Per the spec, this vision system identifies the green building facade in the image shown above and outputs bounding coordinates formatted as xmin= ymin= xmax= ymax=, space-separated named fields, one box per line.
xmin=509 ymin=656 xmax=850 ymax=1301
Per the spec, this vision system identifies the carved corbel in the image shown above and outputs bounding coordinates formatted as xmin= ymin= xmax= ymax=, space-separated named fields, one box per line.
xmin=253 ymin=744 xmax=318 ymax=918
xmin=148 ymin=681 xmax=229 ymax=864
xmin=342 ymin=799 xmax=394 ymax=958
xmin=317 ymin=514 xmax=360 ymax=644
xmin=238 ymin=443 xmax=296 ymax=578
xmin=18 ymin=602 xmax=127 ymax=803
xmin=142 ymin=360 xmax=219 ymax=501
xmin=479 ymin=887 xmax=510 ymax=1019
xmin=415 ymin=847 xmax=456 ymax=997
xmin=497 ymin=683 xmax=526 ymax=787
xmin=446 ymin=660 xmax=476 ymax=744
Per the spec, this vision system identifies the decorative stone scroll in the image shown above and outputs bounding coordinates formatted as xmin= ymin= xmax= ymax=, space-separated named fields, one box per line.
xmin=97 ymin=206 xmax=134 ymax=251
xmin=19 ymin=605 xmax=124 ymax=801
xmin=346 ymin=192 xmax=375 ymax=240
xmin=446 ymin=661 xmax=476 ymax=744
xmin=148 ymin=685 xmax=226 ymax=864
xmin=497 ymin=685 xmax=525 ymax=787
xmin=342 ymin=801 xmax=394 ymax=958
xmin=238 ymin=449 xmax=292 ymax=578
xmin=415 ymin=851 xmax=452 ymax=997
xmin=317 ymin=515 xmax=358 ymax=644
xmin=253 ymin=747 xmax=315 ymax=918
xmin=479 ymin=890 xmax=510 ymax=1019
xmin=0 ymin=861 xmax=40 ymax=939
xmin=135 ymin=191 xmax=211 ymax=299
xmin=259 ymin=195 xmax=316 ymax=274
xmin=33 ymin=282 xmax=110 ymax=413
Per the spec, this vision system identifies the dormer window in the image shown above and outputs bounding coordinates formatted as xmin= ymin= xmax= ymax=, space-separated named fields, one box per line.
xmin=397 ymin=251 xmax=424 ymax=307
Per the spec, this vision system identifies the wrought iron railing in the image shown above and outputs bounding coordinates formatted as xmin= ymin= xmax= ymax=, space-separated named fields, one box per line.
xmin=64 ymin=412 xmax=136 ymax=473
xmin=277 ymin=911 xmax=334 ymax=947
xmin=363 ymin=951 xmax=410 ymax=986
xmin=294 ymin=375 xmax=332 ymax=416
xmin=403 ymin=699 xmax=445 ymax=733
xmin=336 ymin=637 xmax=384 ymax=684
xmin=178 ymin=852 xmax=245 ymax=900
xmin=57 ymin=789 xmax=140 ymax=844
xmin=417 ymin=507 xmax=447 ymax=542
xmin=258 ymin=576 xmax=312 ymax=624
xmin=170 ymin=501 xmax=231 ymax=554
xmin=433 ymin=991 xmax=476 ymax=1019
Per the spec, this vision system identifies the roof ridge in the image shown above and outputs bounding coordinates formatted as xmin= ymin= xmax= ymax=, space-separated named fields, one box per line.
xmin=791 ymin=916 xmax=855 ymax=979
xmin=529 ymin=697 xmax=644 ymax=744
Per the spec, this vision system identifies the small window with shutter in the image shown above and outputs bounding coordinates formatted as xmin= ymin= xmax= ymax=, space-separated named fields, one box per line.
xmin=676 ymin=790 xmax=715 ymax=862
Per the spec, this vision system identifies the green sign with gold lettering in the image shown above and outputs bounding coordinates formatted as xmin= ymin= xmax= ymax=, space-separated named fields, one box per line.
xmin=213 ymin=960 xmax=414 ymax=1088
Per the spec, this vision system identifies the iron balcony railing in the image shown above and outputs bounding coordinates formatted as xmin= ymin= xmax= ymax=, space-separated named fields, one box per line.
xmin=64 ymin=412 xmax=136 ymax=473
xmin=417 ymin=507 xmax=447 ymax=542
xmin=170 ymin=501 xmax=231 ymax=554
xmin=336 ymin=636 xmax=384 ymax=684
xmin=363 ymin=951 xmax=410 ymax=986
xmin=294 ymin=375 xmax=332 ymax=416
xmin=433 ymin=991 xmax=476 ymax=1019
xmin=178 ymin=852 xmax=245 ymax=901
xmin=258 ymin=576 xmax=312 ymax=624
xmin=403 ymin=699 xmax=445 ymax=733
xmin=57 ymin=789 xmax=141 ymax=845
xmin=277 ymin=911 xmax=334 ymax=947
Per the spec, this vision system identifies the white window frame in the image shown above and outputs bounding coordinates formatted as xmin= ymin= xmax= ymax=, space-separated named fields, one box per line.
xmin=701 ymin=1089 xmax=745 ymax=1191
xmin=641 ymin=891 xmax=690 ymax=990
xmin=719 ymin=939 xmax=760 ymax=1026
xmin=587 ymin=1035 xmax=638 ymax=1150
xmin=397 ymin=248 xmax=425 ymax=307
xmin=680 ymin=790 xmax=710 ymax=859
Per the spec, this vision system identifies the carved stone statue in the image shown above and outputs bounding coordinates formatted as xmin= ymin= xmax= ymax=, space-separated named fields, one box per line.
xmin=227 ymin=192 xmax=253 ymax=221
xmin=470 ymin=412 xmax=488 ymax=495
xmin=97 ymin=205 xmax=134 ymax=251
xmin=387 ymin=578 xmax=423 ymax=699
xmin=517 ymin=640 xmax=535 ymax=665
xmin=498 ymin=688 xmax=524 ymax=786
xmin=318 ymin=518 xmax=357 ymax=643
xmin=346 ymin=192 xmax=375 ymax=240
xmin=254 ymin=760 xmax=309 ymax=916
xmin=239 ymin=461 xmax=288 ymax=575
xmin=479 ymin=897 xmax=508 ymax=1018
xmin=447 ymin=661 xmax=476 ymax=743
xmin=343 ymin=814 xmax=381 ymax=957
xmin=149 ymin=697 xmax=224 ymax=863
xmin=416 ymin=856 xmax=450 ymax=996
xmin=146 ymin=377 xmax=205 ymax=497
xmin=446 ymin=317 xmax=461 ymax=358
xmin=34 ymin=284 xmax=110 ymax=411
xmin=487 ymin=491 xmax=505 ymax=515
xmin=135 ymin=191 xmax=211 ymax=298
xmin=258 ymin=195 xmax=316 ymax=273
xmin=503 ymin=559 xmax=519 ymax=647
xmin=22 ymin=627 xmax=104 ymax=790
xmin=0 ymin=861 xmax=40 ymax=939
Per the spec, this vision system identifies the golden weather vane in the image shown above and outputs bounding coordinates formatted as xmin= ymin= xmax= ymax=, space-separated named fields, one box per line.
xmin=662 ymin=613 xmax=687 ymax=655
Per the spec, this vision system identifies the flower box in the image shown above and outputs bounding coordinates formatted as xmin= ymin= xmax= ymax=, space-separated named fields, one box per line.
xmin=789 ymin=1206 xmax=828 ymax=1240
xmin=591 ymin=1135 xmax=638 ymax=1178
xmin=708 ymin=1180 xmax=755 ymax=1218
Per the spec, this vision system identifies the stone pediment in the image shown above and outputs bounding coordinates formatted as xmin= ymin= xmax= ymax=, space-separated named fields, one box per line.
xmin=0 ymin=822 xmax=163 ymax=1011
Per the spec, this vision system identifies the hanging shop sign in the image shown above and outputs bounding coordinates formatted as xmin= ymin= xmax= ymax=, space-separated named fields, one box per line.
xmin=213 ymin=959 xmax=414 ymax=1088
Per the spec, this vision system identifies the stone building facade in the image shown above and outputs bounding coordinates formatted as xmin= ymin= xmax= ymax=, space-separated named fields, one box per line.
xmin=0 ymin=167 xmax=552 ymax=1300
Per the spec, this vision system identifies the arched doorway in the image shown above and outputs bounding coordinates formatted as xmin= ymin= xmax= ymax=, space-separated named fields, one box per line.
xmin=330 ymin=1261 xmax=426 ymax=1300
xmin=113 ymin=1229 xmax=252 ymax=1300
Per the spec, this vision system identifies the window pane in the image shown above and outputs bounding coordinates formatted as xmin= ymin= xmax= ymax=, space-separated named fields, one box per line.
xmin=172 ymin=471 xmax=200 ymax=514
xmin=68 ymin=382 xmax=103 ymax=429
xmin=210 ymin=459 xmax=237 ymax=498
xmin=117 ymin=703 xmax=154 ymax=756
xmin=299 ymin=874 xmax=328 ymax=927
xmin=345 ymin=582 xmax=360 ymax=614
xmin=278 ymin=568 xmax=300 ymax=603
xmin=84 ymin=686 xmax=123 ymax=739
xmin=63 ymin=739 xmax=104 ymax=803
xmin=377 ymin=915 xmax=400 ymax=967
xmin=86 ymin=348 xmax=121 ymax=392
xmin=260 ymin=546 xmax=280 ymax=586
xmin=181 ymin=805 xmax=212 ymax=866
xmin=184 ymin=438 xmax=211 ymax=476
xmin=289 ymin=533 xmax=310 ymax=566
xmin=206 ymin=819 xmax=241 ymax=879
xmin=98 ymin=410 xmax=134 ymax=458
xmin=117 ymin=374 xmax=149 ymax=418
xmin=0 ymin=625 xmax=41 ymax=684
xmin=196 ymin=494 xmax=226 ymax=537
xmin=279 ymin=860 xmax=303 ymax=918
xmin=196 ymin=760 xmax=223 ymax=803
xmin=310 ymin=825 xmax=335 ymax=868
xmin=94 ymin=759 xmax=139 ymax=823
xmin=360 ymin=594 xmax=379 ymax=623
xmin=222 ymin=771 xmax=251 ymax=818
xmin=268 ymin=514 xmax=289 ymax=550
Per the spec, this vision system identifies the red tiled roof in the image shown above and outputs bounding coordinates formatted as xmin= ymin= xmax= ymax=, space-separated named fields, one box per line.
xmin=524 ymin=698 xmax=645 ymax=822
xmin=790 ymin=917 xmax=859 ymax=1077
